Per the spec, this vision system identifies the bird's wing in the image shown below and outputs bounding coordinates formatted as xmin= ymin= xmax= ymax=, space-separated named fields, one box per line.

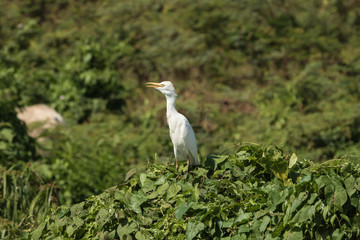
xmin=183 ymin=118 xmax=199 ymax=166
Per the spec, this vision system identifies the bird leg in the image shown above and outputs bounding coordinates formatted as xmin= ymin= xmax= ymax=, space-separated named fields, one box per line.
xmin=186 ymin=158 xmax=190 ymax=174
xmin=176 ymin=158 xmax=179 ymax=171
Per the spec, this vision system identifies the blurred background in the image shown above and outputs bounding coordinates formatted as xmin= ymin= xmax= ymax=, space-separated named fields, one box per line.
xmin=1 ymin=0 xmax=360 ymax=236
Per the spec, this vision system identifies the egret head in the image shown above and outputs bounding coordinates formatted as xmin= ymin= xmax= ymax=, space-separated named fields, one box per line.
xmin=146 ymin=81 xmax=177 ymax=98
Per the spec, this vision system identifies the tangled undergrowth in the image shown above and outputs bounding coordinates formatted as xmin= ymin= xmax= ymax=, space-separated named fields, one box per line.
xmin=28 ymin=145 xmax=360 ymax=239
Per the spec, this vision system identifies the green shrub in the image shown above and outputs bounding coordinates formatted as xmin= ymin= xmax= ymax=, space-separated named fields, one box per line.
xmin=0 ymin=100 xmax=36 ymax=165
xmin=29 ymin=145 xmax=360 ymax=239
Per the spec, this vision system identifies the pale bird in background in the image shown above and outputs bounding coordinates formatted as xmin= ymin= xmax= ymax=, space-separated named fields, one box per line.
xmin=16 ymin=104 xmax=64 ymax=138
xmin=146 ymin=81 xmax=199 ymax=173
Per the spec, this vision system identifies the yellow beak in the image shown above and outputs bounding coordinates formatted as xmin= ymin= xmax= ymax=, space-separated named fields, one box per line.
xmin=146 ymin=82 xmax=164 ymax=88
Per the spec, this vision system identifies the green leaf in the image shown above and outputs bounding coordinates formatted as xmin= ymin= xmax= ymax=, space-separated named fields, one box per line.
xmin=315 ymin=175 xmax=331 ymax=189
xmin=166 ymin=183 xmax=181 ymax=201
xmin=0 ymin=128 xmax=14 ymax=142
xmin=135 ymin=231 xmax=146 ymax=240
xmin=147 ymin=191 xmax=158 ymax=199
xmin=117 ymin=221 xmax=137 ymax=239
xmin=66 ymin=216 xmax=84 ymax=237
xmin=333 ymin=184 xmax=348 ymax=210
xmin=340 ymin=213 xmax=350 ymax=225
xmin=186 ymin=221 xmax=205 ymax=240
xmin=130 ymin=191 xmax=147 ymax=215
xmin=157 ymin=182 xmax=169 ymax=195
xmin=344 ymin=175 xmax=356 ymax=197
xmin=140 ymin=173 xmax=147 ymax=186
xmin=141 ymin=178 xmax=155 ymax=193
xmin=235 ymin=212 xmax=252 ymax=224
xmin=283 ymin=227 xmax=303 ymax=240
xmin=175 ymin=202 xmax=195 ymax=220
xmin=322 ymin=205 xmax=330 ymax=221
xmin=291 ymin=205 xmax=311 ymax=223
xmin=205 ymin=155 xmax=227 ymax=171
xmin=96 ymin=208 xmax=112 ymax=228
xmin=154 ymin=176 xmax=167 ymax=185
xmin=259 ymin=216 xmax=270 ymax=232
xmin=332 ymin=229 xmax=345 ymax=240
xmin=32 ymin=222 xmax=46 ymax=240
xmin=237 ymin=225 xmax=251 ymax=233
xmin=290 ymin=192 xmax=307 ymax=214
xmin=124 ymin=168 xmax=137 ymax=182
xmin=288 ymin=153 xmax=297 ymax=168
xmin=330 ymin=215 xmax=337 ymax=226
xmin=70 ymin=202 xmax=84 ymax=217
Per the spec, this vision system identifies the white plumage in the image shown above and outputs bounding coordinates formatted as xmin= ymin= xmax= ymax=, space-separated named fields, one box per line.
xmin=146 ymin=81 xmax=199 ymax=172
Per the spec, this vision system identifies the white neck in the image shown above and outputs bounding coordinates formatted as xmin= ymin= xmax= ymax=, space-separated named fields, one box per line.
xmin=165 ymin=95 xmax=178 ymax=119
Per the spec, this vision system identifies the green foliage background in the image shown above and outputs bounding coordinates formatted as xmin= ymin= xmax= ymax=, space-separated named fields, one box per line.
xmin=0 ymin=0 xmax=360 ymax=238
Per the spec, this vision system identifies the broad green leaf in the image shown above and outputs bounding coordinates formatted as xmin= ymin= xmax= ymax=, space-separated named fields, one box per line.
xmin=175 ymin=202 xmax=195 ymax=220
xmin=235 ymin=212 xmax=252 ymax=224
xmin=124 ymin=168 xmax=137 ymax=182
xmin=344 ymin=175 xmax=356 ymax=196
xmin=96 ymin=208 xmax=112 ymax=228
xmin=135 ymin=231 xmax=146 ymax=240
xmin=332 ymin=229 xmax=345 ymax=240
xmin=141 ymin=179 xmax=155 ymax=193
xmin=70 ymin=202 xmax=84 ymax=217
xmin=290 ymin=192 xmax=307 ymax=214
xmin=205 ymin=155 xmax=227 ymax=170
xmin=307 ymin=193 xmax=318 ymax=205
xmin=288 ymin=153 xmax=297 ymax=168
xmin=283 ymin=205 xmax=291 ymax=225
xmin=237 ymin=225 xmax=251 ymax=233
xmin=130 ymin=191 xmax=147 ymax=215
xmin=0 ymin=128 xmax=14 ymax=142
xmin=157 ymin=182 xmax=169 ymax=196
xmin=354 ymin=177 xmax=360 ymax=190
xmin=32 ymin=222 xmax=46 ymax=240
xmin=66 ymin=216 xmax=84 ymax=236
xmin=298 ymin=174 xmax=312 ymax=185
xmin=186 ymin=221 xmax=205 ymax=240
xmin=350 ymin=194 xmax=360 ymax=208
xmin=283 ymin=227 xmax=303 ymax=240
xmin=140 ymin=173 xmax=147 ymax=186
xmin=307 ymin=205 xmax=316 ymax=219
xmin=117 ymin=222 xmax=137 ymax=239
xmin=324 ymin=184 xmax=335 ymax=200
xmin=166 ymin=183 xmax=181 ymax=201
xmin=147 ymin=191 xmax=158 ymax=199
xmin=333 ymin=184 xmax=348 ymax=210
xmin=259 ymin=216 xmax=270 ymax=232
xmin=154 ymin=176 xmax=167 ymax=185
xmin=315 ymin=175 xmax=331 ymax=189
xmin=291 ymin=205 xmax=311 ymax=223
xmin=66 ymin=225 xmax=75 ymax=237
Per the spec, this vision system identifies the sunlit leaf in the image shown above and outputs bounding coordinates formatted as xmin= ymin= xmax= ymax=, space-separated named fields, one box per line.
xmin=186 ymin=221 xmax=204 ymax=240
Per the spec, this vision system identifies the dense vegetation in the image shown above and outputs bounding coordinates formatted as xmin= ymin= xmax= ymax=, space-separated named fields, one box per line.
xmin=28 ymin=145 xmax=360 ymax=239
xmin=0 ymin=0 xmax=360 ymax=238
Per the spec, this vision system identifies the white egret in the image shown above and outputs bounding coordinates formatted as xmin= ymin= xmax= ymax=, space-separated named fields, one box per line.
xmin=146 ymin=81 xmax=199 ymax=173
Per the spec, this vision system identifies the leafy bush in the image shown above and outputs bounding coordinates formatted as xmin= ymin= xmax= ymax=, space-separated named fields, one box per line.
xmin=29 ymin=145 xmax=360 ymax=239
xmin=0 ymin=100 xmax=36 ymax=165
